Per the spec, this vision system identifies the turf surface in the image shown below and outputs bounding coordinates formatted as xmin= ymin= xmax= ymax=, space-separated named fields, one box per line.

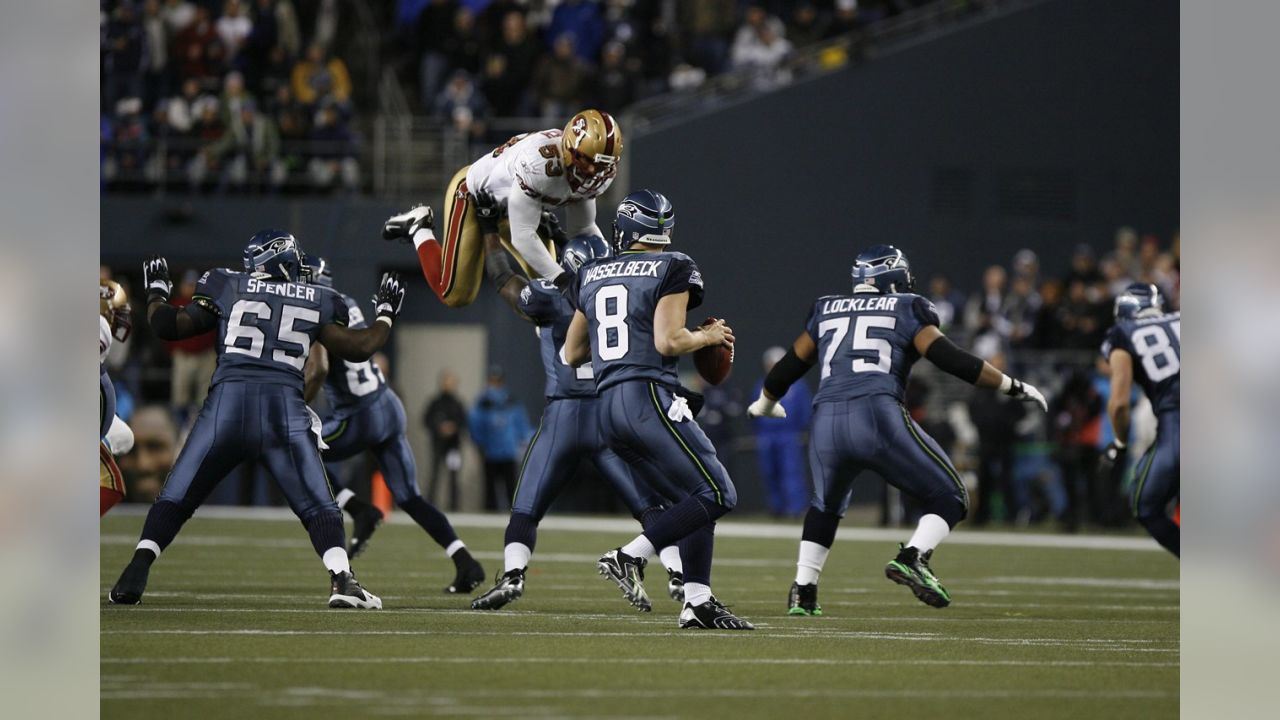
xmin=101 ymin=512 xmax=1178 ymax=719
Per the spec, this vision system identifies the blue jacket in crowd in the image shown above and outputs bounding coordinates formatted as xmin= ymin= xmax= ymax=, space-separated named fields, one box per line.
xmin=468 ymin=386 xmax=533 ymax=462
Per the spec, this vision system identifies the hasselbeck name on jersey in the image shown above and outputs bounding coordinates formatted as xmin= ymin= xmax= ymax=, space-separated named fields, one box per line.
xmin=580 ymin=258 xmax=666 ymax=284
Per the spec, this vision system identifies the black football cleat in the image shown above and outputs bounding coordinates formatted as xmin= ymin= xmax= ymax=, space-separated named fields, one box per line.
xmin=597 ymin=548 xmax=651 ymax=612
xmin=787 ymin=582 xmax=823 ymax=616
xmin=667 ymin=569 xmax=686 ymax=602
xmin=885 ymin=544 xmax=951 ymax=608
xmin=679 ymin=597 xmax=755 ymax=630
xmin=107 ymin=560 xmax=151 ymax=605
xmin=346 ymin=505 xmax=385 ymax=559
xmin=383 ymin=205 xmax=433 ymax=242
xmin=471 ymin=568 xmax=525 ymax=610
xmin=445 ymin=558 xmax=486 ymax=594
xmin=328 ymin=570 xmax=382 ymax=609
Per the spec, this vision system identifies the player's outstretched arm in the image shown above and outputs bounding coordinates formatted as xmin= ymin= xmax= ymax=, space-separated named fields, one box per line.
xmin=143 ymin=256 xmax=218 ymax=340
xmin=1098 ymin=348 xmax=1134 ymax=480
xmin=913 ymin=325 xmax=1048 ymax=411
xmin=653 ymin=291 xmax=733 ymax=357
xmin=303 ymin=342 xmax=329 ymax=402
xmin=319 ymin=273 xmax=403 ymax=362
xmin=474 ymin=190 xmax=533 ymax=321
xmin=507 ymin=186 xmax=571 ymax=288
xmin=564 ymin=310 xmax=591 ymax=366
xmin=748 ymin=332 xmax=818 ymax=418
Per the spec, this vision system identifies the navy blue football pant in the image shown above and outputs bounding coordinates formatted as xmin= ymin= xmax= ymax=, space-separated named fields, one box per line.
xmin=808 ymin=396 xmax=968 ymax=527
xmin=320 ymin=390 xmax=420 ymax=505
xmin=512 ymin=396 xmax=667 ymax=521
xmin=1131 ymin=410 xmax=1179 ymax=556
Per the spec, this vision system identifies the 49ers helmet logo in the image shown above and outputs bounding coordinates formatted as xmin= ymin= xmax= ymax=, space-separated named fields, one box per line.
xmin=571 ymin=117 xmax=589 ymax=146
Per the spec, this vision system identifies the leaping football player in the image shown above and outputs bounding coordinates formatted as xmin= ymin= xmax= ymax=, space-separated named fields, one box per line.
xmin=109 ymin=232 xmax=404 ymax=608
xmin=100 ymin=279 xmax=134 ymax=516
xmin=748 ymin=245 xmax=1048 ymax=613
xmin=300 ymin=255 xmax=486 ymax=593
xmin=468 ymin=191 xmax=685 ymax=611
xmin=381 ymin=109 xmax=621 ymax=307
xmin=1098 ymin=283 xmax=1180 ymax=557
xmin=563 ymin=190 xmax=754 ymax=630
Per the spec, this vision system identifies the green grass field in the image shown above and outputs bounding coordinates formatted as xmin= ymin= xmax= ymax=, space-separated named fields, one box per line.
xmin=101 ymin=510 xmax=1178 ymax=719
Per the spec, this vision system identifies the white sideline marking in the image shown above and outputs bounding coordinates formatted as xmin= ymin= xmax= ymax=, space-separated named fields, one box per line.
xmin=982 ymin=576 xmax=1179 ymax=590
xmin=105 ymin=505 xmax=1164 ymax=551
xmin=100 ymin=655 xmax=1178 ymax=669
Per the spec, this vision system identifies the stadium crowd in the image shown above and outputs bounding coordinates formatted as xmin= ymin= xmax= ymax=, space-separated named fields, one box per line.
xmin=100 ymin=225 xmax=1178 ymax=533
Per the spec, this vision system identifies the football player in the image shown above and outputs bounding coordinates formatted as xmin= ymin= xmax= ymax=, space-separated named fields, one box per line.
xmin=563 ymin=190 xmax=754 ymax=630
xmin=100 ymin=279 xmax=134 ymax=516
xmin=108 ymin=231 xmax=405 ymax=608
xmin=300 ymin=255 xmax=486 ymax=593
xmin=468 ymin=192 xmax=684 ymax=611
xmin=381 ymin=109 xmax=621 ymax=307
xmin=748 ymin=245 xmax=1047 ymax=613
xmin=1098 ymin=283 xmax=1180 ymax=556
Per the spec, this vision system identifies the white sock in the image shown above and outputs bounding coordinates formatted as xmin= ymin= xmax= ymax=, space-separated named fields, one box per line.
xmin=658 ymin=545 xmax=682 ymax=573
xmin=412 ymin=227 xmax=436 ymax=249
xmin=504 ymin=542 xmax=531 ymax=572
xmin=684 ymin=582 xmax=711 ymax=607
xmin=322 ymin=547 xmax=351 ymax=575
xmin=335 ymin=488 xmax=355 ymax=510
xmin=906 ymin=513 xmax=951 ymax=553
xmin=795 ymin=540 xmax=830 ymax=585
xmin=620 ymin=535 xmax=656 ymax=560
xmin=136 ymin=539 xmax=161 ymax=558
xmin=444 ymin=540 xmax=465 ymax=558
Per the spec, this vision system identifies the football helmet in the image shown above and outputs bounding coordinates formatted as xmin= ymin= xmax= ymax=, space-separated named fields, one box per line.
xmin=560 ymin=234 xmax=611 ymax=275
xmin=612 ymin=189 xmax=674 ymax=254
xmin=99 ymin=279 xmax=132 ymax=342
xmin=561 ymin=109 xmax=622 ymax=192
xmin=244 ymin=229 xmax=304 ymax=282
xmin=301 ymin=253 xmax=334 ymax=287
xmin=852 ymin=245 xmax=914 ymax=294
xmin=1114 ymin=282 xmax=1163 ymax=319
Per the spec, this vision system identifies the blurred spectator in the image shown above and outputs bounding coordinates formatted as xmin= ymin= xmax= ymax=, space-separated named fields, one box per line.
xmin=1004 ymin=274 xmax=1040 ymax=346
xmin=205 ymin=101 xmax=284 ymax=191
xmin=1113 ymin=225 xmax=1141 ymax=278
xmin=215 ymin=0 xmax=254 ymax=62
xmin=424 ymin=369 xmax=467 ymax=511
xmin=1050 ymin=368 xmax=1105 ymax=530
xmin=172 ymin=5 xmax=226 ymax=86
xmin=291 ymin=43 xmax=352 ymax=107
xmin=1026 ymin=279 xmax=1066 ymax=349
xmin=1099 ymin=253 xmax=1133 ymax=297
xmin=107 ymin=98 xmax=150 ymax=184
xmin=306 ymin=103 xmax=360 ymax=191
xmin=157 ymin=78 xmax=211 ymax=179
xmin=269 ymin=85 xmax=309 ymax=180
xmin=166 ymin=271 xmax=217 ymax=420
xmin=1064 ymin=243 xmax=1101 ymax=288
xmin=220 ymin=71 xmax=256 ymax=124
xmin=679 ymin=0 xmax=737 ymax=75
xmin=435 ymin=70 xmax=489 ymax=138
xmin=416 ymin=0 xmax=461 ymax=114
xmin=592 ymin=41 xmax=640 ymax=114
xmin=103 ymin=1 xmax=146 ymax=111
xmin=753 ymin=347 xmax=812 ymax=517
xmin=1012 ymin=248 xmax=1040 ymax=286
xmin=967 ymin=351 xmax=1027 ymax=525
xmin=118 ymin=405 xmax=179 ymax=504
xmin=140 ymin=0 xmax=170 ymax=110
xmin=481 ymin=11 xmax=539 ymax=116
xmin=442 ymin=7 xmax=484 ymax=80
xmin=787 ymin=3 xmax=830 ymax=49
xmin=535 ymin=34 xmax=591 ymax=120
xmin=731 ymin=5 xmax=793 ymax=87
xmin=926 ymin=275 xmax=965 ymax=332
xmin=965 ymin=265 xmax=1011 ymax=357
xmin=161 ymin=0 xmax=197 ymax=33
xmin=547 ymin=0 xmax=606 ymax=63
xmin=468 ymin=366 xmax=533 ymax=511
xmin=1060 ymin=278 xmax=1108 ymax=349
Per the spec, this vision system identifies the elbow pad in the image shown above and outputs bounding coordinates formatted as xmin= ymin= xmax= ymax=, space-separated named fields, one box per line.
xmin=925 ymin=335 xmax=985 ymax=384
xmin=763 ymin=348 xmax=814 ymax=399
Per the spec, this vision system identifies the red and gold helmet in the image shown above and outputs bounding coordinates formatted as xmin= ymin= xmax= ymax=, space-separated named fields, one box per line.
xmin=100 ymin=279 xmax=132 ymax=342
xmin=561 ymin=109 xmax=623 ymax=192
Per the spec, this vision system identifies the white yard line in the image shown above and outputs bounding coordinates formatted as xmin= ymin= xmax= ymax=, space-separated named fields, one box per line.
xmin=100 ymin=655 xmax=1178 ymax=669
xmin=105 ymin=505 xmax=1164 ymax=551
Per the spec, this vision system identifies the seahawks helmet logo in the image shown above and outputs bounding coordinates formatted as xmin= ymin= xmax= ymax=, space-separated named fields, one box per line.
xmin=617 ymin=203 xmax=637 ymax=219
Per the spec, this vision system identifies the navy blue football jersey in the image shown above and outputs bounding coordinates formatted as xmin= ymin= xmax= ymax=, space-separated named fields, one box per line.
xmin=193 ymin=268 xmax=346 ymax=390
xmin=1101 ymin=311 xmax=1180 ymax=413
xmin=519 ymin=279 xmax=596 ymax=398
xmin=321 ymin=291 xmax=388 ymax=414
xmin=575 ymin=250 xmax=704 ymax=392
xmin=807 ymin=291 xmax=940 ymax=404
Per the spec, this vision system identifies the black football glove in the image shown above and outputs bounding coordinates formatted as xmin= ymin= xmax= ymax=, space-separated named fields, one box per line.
xmin=471 ymin=190 xmax=502 ymax=236
xmin=552 ymin=270 xmax=574 ymax=296
xmin=539 ymin=210 xmax=569 ymax=249
xmin=143 ymin=255 xmax=173 ymax=303
xmin=1097 ymin=440 xmax=1128 ymax=486
xmin=373 ymin=272 xmax=405 ymax=324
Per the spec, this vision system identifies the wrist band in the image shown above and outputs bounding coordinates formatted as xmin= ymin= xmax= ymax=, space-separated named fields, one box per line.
xmin=998 ymin=374 xmax=1012 ymax=393
xmin=376 ymin=316 xmax=393 ymax=327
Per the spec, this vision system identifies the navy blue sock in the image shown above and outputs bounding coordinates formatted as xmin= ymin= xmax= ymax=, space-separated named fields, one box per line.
xmin=1139 ymin=515 xmax=1180 ymax=557
xmin=504 ymin=512 xmax=539 ymax=552
xmin=678 ymin=522 xmax=715 ymax=586
xmin=639 ymin=506 xmax=664 ymax=531
xmin=139 ymin=500 xmax=193 ymax=555
xmin=400 ymin=496 xmax=460 ymax=550
xmin=302 ymin=510 xmax=346 ymax=558
xmin=641 ymin=496 xmax=725 ymax=549
xmin=801 ymin=507 xmax=841 ymax=549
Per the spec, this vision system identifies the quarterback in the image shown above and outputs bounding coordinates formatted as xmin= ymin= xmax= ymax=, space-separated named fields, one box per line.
xmin=383 ymin=110 xmax=622 ymax=307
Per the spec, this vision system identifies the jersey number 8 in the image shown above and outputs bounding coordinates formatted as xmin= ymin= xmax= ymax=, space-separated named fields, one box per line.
xmin=595 ymin=285 xmax=630 ymax=361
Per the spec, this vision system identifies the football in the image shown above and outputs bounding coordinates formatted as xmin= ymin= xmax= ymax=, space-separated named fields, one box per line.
xmin=693 ymin=317 xmax=733 ymax=385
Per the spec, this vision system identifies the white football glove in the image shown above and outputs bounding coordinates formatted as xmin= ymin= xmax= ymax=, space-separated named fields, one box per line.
xmin=1003 ymin=376 xmax=1048 ymax=412
xmin=143 ymin=255 xmax=172 ymax=302
xmin=747 ymin=391 xmax=787 ymax=419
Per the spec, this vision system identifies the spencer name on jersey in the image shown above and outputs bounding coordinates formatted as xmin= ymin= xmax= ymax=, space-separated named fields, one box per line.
xmin=808 ymin=292 xmax=940 ymax=405
xmin=1101 ymin=311 xmax=1181 ymax=413
xmin=576 ymin=251 xmax=704 ymax=392
xmin=322 ymin=291 xmax=388 ymax=415
xmin=193 ymin=268 xmax=345 ymax=390
xmin=519 ymin=280 xmax=596 ymax=398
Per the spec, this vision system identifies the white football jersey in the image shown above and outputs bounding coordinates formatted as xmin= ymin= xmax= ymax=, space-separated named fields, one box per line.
xmin=100 ymin=315 xmax=113 ymax=364
xmin=466 ymin=129 xmax=614 ymax=209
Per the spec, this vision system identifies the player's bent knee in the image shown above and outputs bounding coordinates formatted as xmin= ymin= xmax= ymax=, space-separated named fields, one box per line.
xmin=925 ymin=494 xmax=967 ymax=529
